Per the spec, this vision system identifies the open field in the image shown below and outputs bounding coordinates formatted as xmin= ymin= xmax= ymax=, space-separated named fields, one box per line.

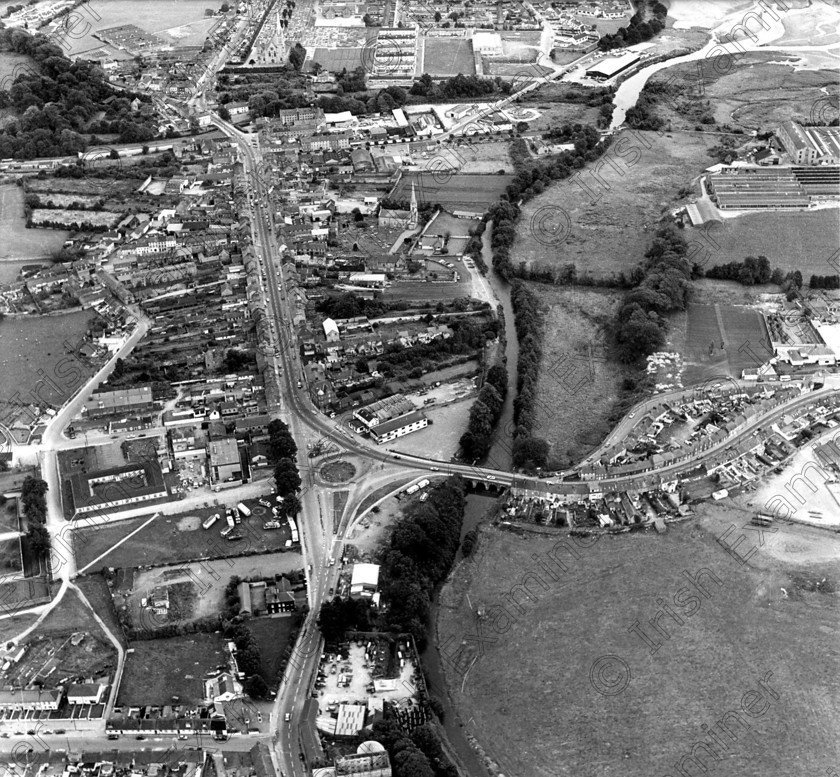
xmin=249 ymin=617 xmax=296 ymax=687
xmin=689 ymin=208 xmax=840 ymax=277
xmin=647 ymin=53 xmax=840 ymax=130
xmin=438 ymin=514 xmax=840 ymax=777
xmin=0 ymin=186 xmax=68 ymax=261
xmin=74 ymin=505 xmax=298 ymax=570
xmin=681 ymin=302 xmax=772 ymax=385
xmin=528 ymin=284 xmax=631 ymax=467
xmin=117 ymin=634 xmax=226 ymax=705
xmin=513 ymin=130 xmax=717 ymax=280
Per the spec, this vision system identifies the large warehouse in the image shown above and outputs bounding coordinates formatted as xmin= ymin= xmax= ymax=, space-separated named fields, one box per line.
xmin=586 ymin=51 xmax=640 ymax=81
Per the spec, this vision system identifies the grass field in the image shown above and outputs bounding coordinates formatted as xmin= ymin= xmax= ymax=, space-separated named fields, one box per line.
xmin=74 ymin=505 xmax=296 ymax=571
xmin=0 ymin=185 xmax=68 ymax=261
xmin=249 ymin=617 xmax=296 ymax=687
xmin=513 ymin=131 xmax=717 ymax=280
xmin=118 ymin=634 xmax=226 ymax=705
xmin=438 ymin=513 xmax=840 ymax=777
xmin=681 ymin=302 xmax=772 ymax=385
xmin=528 ymin=284 xmax=631 ymax=468
xmin=422 ymin=38 xmax=475 ymax=76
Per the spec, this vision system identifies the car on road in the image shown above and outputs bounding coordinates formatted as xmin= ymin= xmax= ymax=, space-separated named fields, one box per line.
xmin=430 ymin=466 xmax=440 ymax=471
xmin=135 ymin=735 xmax=146 ymax=740
xmin=285 ymin=713 xmax=291 ymax=722
xmin=486 ymin=475 xmax=496 ymax=480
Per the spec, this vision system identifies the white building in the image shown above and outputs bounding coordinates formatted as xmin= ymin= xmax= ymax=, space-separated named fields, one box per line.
xmin=323 ymin=317 xmax=340 ymax=342
xmin=350 ymin=563 xmax=380 ymax=600
xmin=369 ymin=410 xmax=428 ymax=444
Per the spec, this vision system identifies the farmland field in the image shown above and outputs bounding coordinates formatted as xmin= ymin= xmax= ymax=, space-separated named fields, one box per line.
xmin=682 ymin=303 xmax=772 ymax=386
xmin=438 ymin=512 xmax=840 ymax=777
xmin=73 ymin=505 xmax=297 ymax=570
xmin=0 ymin=186 xmax=68 ymax=261
xmin=512 ymin=130 xmax=717 ymax=280
xmin=528 ymin=284 xmax=632 ymax=468
xmin=691 ymin=209 xmax=840 ymax=277
xmin=118 ymin=633 xmax=226 ymax=705
xmin=390 ymin=172 xmax=514 ymax=212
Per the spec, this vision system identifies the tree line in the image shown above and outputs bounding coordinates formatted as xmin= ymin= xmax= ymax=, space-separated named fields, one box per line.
xmin=268 ymin=419 xmax=303 ymax=519
xmin=509 ymin=282 xmax=550 ymax=470
xmin=459 ymin=363 xmax=508 ymax=461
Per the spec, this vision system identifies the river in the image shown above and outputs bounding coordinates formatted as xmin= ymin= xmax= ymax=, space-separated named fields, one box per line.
xmin=422 ymin=492 xmax=499 ymax=777
xmin=480 ymin=222 xmax=519 ymax=472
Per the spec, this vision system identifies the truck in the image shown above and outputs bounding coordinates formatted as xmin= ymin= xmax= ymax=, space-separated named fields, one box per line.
xmin=221 ymin=525 xmax=234 ymax=538
xmin=226 ymin=514 xmax=236 ymax=529
xmin=202 ymin=514 xmax=220 ymax=530
xmin=406 ymin=484 xmax=420 ymax=495
xmin=263 ymin=520 xmax=282 ymax=530
xmin=417 ymin=479 xmax=430 ymax=489
xmin=237 ymin=502 xmax=251 ymax=519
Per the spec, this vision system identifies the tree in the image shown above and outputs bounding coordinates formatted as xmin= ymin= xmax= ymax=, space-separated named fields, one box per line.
xmin=274 ymin=458 xmax=302 ymax=496
xmin=218 ymin=105 xmax=231 ymax=121
xmin=27 ymin=525 xmax=50 ymax=554
xmin=243 ymin=674 xmax=268 ymax=698
xmin=289 ymin=42 xmax=306 ymax=70
xmin=280 ymin=493 xmax=301 ymax=518
xmin=461 ymin=529 xmax=478 ymax=556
